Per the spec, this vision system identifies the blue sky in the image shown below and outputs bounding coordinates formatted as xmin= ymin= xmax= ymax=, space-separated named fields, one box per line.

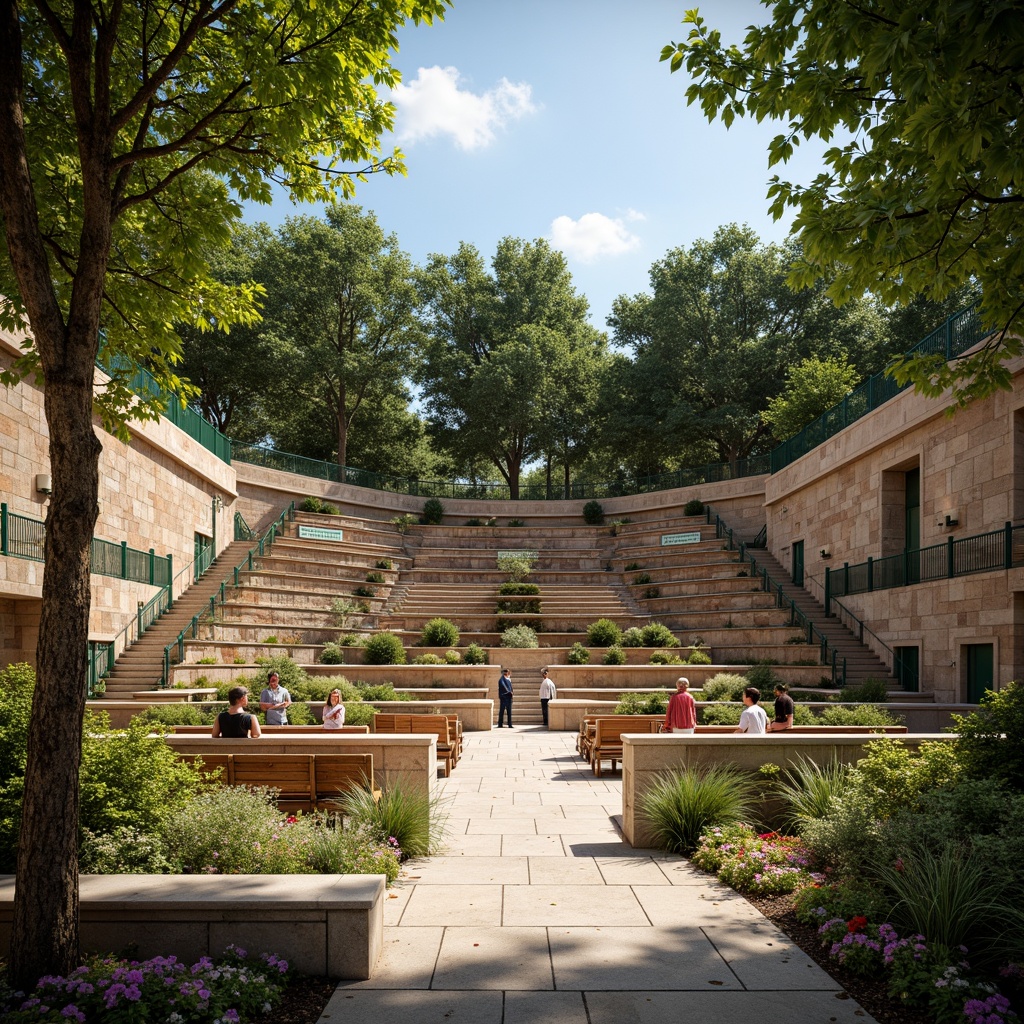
xmin=247 ymin=0 xmax=832 ymax=332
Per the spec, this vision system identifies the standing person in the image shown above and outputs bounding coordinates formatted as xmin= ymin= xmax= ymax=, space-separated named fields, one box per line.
xmin=323 ymin=688 xmax=346 ymax=730
xmin=260 ymin=670 xmax=292 ymax=726
xmin=663 ymin=676 xmax=697 ymax=734
xmin=497 ymin=668 xmax=514 ymax=728
xmin=770 ymin=683 xmax=795 ymax=731
xmin=736 ymin=686 xmax=769 ymax=734
xmin=211 ymin=685 xmax=261 ymax=738
xmin=538 ymin=668 xmax=556 ymax=727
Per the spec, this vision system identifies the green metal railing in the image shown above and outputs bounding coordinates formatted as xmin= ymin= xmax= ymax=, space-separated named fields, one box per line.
xmin=230 ymin=441 xmax=771 ymax=501
xmin=234 ymin=510 xmax=257 ymax=541
xmin=708 ymin=507 xmax=846 ymax=685
xmin=772 ymin=305 xmax=986 ymax=473
xmin=161 ymin=501 xmax=296 ymax=687
xmin=100 ymin=352 xmax=232 ymax=464
xmin=1 ymin=503 xmax=172 ymax=585
xmin=825 ymin=522 xmax=1023 ymax=603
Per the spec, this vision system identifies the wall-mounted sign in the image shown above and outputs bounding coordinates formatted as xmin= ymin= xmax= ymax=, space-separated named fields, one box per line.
xmin=661 ymin=531 xmax=701 ymax=546
xmin=299 ymin=525 xmax=344 ymax=542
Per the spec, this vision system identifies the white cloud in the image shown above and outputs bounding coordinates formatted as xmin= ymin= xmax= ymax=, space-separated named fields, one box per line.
xmin=391 ymin=66 xmax=536 ymax=150
xmin=549 ymin=212 xmax=643 ymax=263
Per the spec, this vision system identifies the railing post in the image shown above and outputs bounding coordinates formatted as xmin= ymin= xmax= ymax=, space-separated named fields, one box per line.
xmin=948 ymin=535 xmax=955 ymax=578
xmin=866 ymin=557 xmax=873 ymax=592
xmin=163 ymin=647 xmax=170 ymax=688
xmin=1005 ymin=521 xmax=1014 ymax=569
xmin=1 ymin=502 xmax=7 ymax=556
xmin=789 ymin=599 xmax=796 ymax=626
xmin=738 ymin=541 xmax=745 ymax=561
xmin=824 ymin=566 xmax=832 ymax=615
xmin=121 ymin=540 xmax=128 ymax=580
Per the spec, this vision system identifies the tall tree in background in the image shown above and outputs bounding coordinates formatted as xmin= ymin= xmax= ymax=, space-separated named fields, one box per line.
xmin=0 ymin=0 xmax=446 ymax=987
xmin=666 ymin=1 xmax=1024 ymax=407
xmin=259 ymin=207 xmax=422 ymax=472
xmin=417 ymin=238 xmax=597 ymax=498
xmin=607 ymin=224 xmax=883 ymax=468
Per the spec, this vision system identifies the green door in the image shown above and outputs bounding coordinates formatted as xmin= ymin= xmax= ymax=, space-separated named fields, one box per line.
xmin=905 ymin=468 xmax=921 ymax=583
xmin=895 ymin=646 xmax=919 ymax=692
xmin=792 ymin=540 xmax=804 ymax=587
xmin=966 ymin=643 xmax=994 ymax=703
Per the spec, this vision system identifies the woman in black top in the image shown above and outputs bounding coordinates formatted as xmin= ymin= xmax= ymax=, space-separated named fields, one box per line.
xmin=211 ymin=685 xmax=262 ymax=738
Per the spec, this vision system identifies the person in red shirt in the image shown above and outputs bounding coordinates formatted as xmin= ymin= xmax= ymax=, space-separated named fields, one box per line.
xmin=663 ymin=676 xmax=697 ymax=734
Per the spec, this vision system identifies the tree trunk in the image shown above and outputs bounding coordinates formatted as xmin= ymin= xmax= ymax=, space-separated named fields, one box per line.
xmin=11 ymin=356 xmax=102 ymax=989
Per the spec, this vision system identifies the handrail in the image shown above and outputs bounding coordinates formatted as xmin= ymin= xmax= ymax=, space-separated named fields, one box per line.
xmin=830 ymin=595 xmax=894 ymax=672
xmin=707 ymin=506 xmax=846 ymax=686
xmin=234 ymin=510 xmax=256 ymax=541
xmin=161 ymin=500 xmax=296 ymax=687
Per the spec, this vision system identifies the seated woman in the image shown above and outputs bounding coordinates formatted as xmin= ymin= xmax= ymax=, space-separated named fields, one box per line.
xmin=323 ymin=687 xmax=346 ymax=730
xmin=211 ymin=685 xmax=261 ymax=738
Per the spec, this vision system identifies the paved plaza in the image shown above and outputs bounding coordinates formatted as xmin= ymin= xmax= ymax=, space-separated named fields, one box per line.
xmin=320 ymin=727 xmax=877 ymax=1024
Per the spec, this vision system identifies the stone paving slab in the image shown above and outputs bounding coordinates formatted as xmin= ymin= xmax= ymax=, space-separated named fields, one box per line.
xmin=500 ymin=834 xmax=570 ymax=856
xmin=405 ymin=856 xmax=529 ymax=885
xmin=502 ymin=884 xmax=650 ymax=927
xmin=593 ymin=857 xmax=675 ymax=885
xmin=338 ymin=927 xmax=443 ymax=989
xmin=703 ymin=923 xmax=841 ymax=990
xmin=504 ymin=991 xmax=589 ymax=1024
xmin=399 ymin=884 xmax=503 ymax=926
xmin=321 ymin=990 xmax=503 ymax=1024
xmin=433 ymin=926 xmax=554 ymax=989
xmin=631 ymin=883 xmax=765 ymax=925
xmin=527 ymin=856 xmax=606 ymax=885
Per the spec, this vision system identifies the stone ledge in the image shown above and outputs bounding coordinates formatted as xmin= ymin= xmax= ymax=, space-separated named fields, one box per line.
xmin=0 ymin=873 xmax=384 ymax=979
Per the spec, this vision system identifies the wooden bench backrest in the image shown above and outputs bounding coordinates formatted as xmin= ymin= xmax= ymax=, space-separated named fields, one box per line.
xmin=593 ymin=718 xmax=660 ymax=744
xmin=313 ymin=753 xmax=376 ymax=802
xmin=373 ymin=713 xmax=410 ymax=733
xmin=408 ymin=715 xmax=452 ymax=743
xmin=231 ymin=753 xmax=314 ymax=797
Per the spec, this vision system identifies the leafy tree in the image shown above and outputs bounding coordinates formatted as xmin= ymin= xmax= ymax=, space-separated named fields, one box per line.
xmin=763 ymin=355 xmax=860 ymax=440
xmin=606 ymin=224 xmax=882 ymax=467
xmin=258 ymin=206 xmax=422 ymax=471
xmin=665 ymin=1 xmax=1024 ymax=407
xmin=417 ymin=238 xmax=596 ymax=497
xmin=0 ymin=0 xmax=446 ymax=987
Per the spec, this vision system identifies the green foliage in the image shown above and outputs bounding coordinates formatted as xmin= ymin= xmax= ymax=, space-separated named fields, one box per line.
xmin=952 ymin=681 xmax=1024 ymax=789
xmin=353 ymin=585 xmax=377 ymax=598
xmin=643 ymin=587 xmax=661 ymax=599
xmin=566 ymin=642 xmax=591 ymax=665
xmin=139 ymin=704 xmax=210 ymax=727
xmin=344 ymin=702 xmax=378 ymax=726
xmin=321 ymin=502 xmax=340 ymax=515
xmin=745 ymin=663 xmax=782 ymax=691
xmin=702 ymin=672 xmax=748 ymax=701
xmin=668 ymin=2 xmax=1018 ymax=406
xmin=641 ymin=622 xmax=678 ymax=647
xmin=624 ymin=562 xmax=642 ymax=571
xmin=620 ymin=627 xmax=646 ymax=648
xmin=463 ymin=643 xmax=489 ymax=665
xmin=683 ymin=499 xmax=705 ymax=516
xmin=0 ymin=665 xmax=35 ymax=870
xmin=444 ymin=649 xmax=461 ymax=664
xmin=496 ymin=553 xmax=537 ymax=582
xmin=329 ymin=597 xmax=364 ymax=630
xmin=774 ymin=757 xmax=854 ymax=834
xmin=301 ymin=819 xmax=401 ymax=883
xmin=320 ymin=642 xmax=347 ymax=665
xmin=638 ymin=765 xmax=757 ymax=854
xmin=252 ymin=654 xmax=308 ymax=695
xmin=615 ymin=692 xmax=669 ymax=715
xmin=358 ymin=682 xmax=414 ymax=702
xmin=496 ymin=597 xmax=542 ymax=614
xmin=693 ymin=824 xmax=813 ymax=896
xmin=649 ymin=649 xmax=684 ymax=665
xmin=603 ymin=645 xmax=627 ymax=666
xmin=684 ymin=646 xmax=712 ymax=665
xmin=507 ymin=518 xmax=524 ymax=527
xmin=363 ymin=631 xmax=407 ymax=665
xmin=78 ymin=714 xmax=209 ymax=839
xmin=412 ymin=653 xmax=445 ymax=665
xmin=375 ymin=558 xmax=394 ymax=570
xmin=855 ymin=739 xmax=963 ymax=819
xmin=699 ymin=703 xmax=742 ymax=725
xmin=79 ymin=826 xmax=171 ymax=875
xmin=839 ymin=677 xmax=890 ymax=703
xmin=301 ymin=496 xmax=324 ymax=513
xmin=498 ymin=582 xmax=541 ymax=595
xmin=500 ymin=625 xmax=539 ymax=649
xmin=420 ymin=617 xmax=460 ymax=648
xmin=390 ymin=513 xmax=417 ymax=534
xmin=421 ymin=497 xmax=445 ymax=524
xmin=365 ymin=571 xmax=386 ymax=584
xmin=817 ymin=705 xmax=900 ymax=727
xmin=763 ymin=356 xmax=860 ymax=440
xmin=582 ymin=500 xmax=605 ymax=524
xmin=303 ymin=676 xmax=359 ymax=702
xmin=341 ymin=778 xmax=448 ymax=858
xmin=632 ymin=572 xmax=652 ymax=585
xmin=586 ymin=618 xmax=623 ymax=647
xmin=495 ymin=617 xmax=542 ymax=634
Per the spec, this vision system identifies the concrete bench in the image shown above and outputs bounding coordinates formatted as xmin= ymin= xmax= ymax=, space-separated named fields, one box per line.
xmin=172 ymin=724 xmax=371 ymax=735
xmin=175 ymin=750 xmax=380 ymax=813
xmin=0 ymin=873 xmax=383 ymax=979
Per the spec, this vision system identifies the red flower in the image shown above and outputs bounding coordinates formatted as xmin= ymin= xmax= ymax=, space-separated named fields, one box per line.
xmin=894 ymin=858 xmax=904 ymax=873
xmin=847 ymin=916 xmax=868 ymax=933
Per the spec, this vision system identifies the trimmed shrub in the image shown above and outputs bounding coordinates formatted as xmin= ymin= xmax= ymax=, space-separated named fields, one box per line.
xmin=817 ymin=704 xmax=900 ymax=727
xmin=412 ymin=653 xmax=445 ymax=665
xmin=353 ymin=585 xmax=377 ymax=598
xmin=616 ymin=692 xmax=669 ymax=715
xmin=699 ymin=703 xmax=742 ymax=725
xmin=638 ymin=764 xmax=756 ymax=854
xmin=358 ymin=682 xmax=415 ymax=702
xmin=501 ymin=625 xmax=539 ymax=648
xmin=567 ymin=642 xmax=591 ymax=665
xmin=745 ymin=662 xmax=783 ymax=691
xmin=684 ymin=499 xmax=705 ymax=516
xmin=499 ymin=581 xmax=540 ymax=595
xmin=603 ymin=645 xmax=627 ymax=665
xmin=421 ymin=497 xmax=445 ymax=524
xmin=301 ymin=496 xmax=323 ymax=513
xmin=632 ymin=572 xmax=652 ymax=585
xmin=420 ymin=617 xmax=460 ymax=647
xmin=624 ymin=562 xmax=642 ymax=571
xmin=375 ymin=558 xmax=393 ymax=570
xmin=587 ymin=618 xmax=623 ymax=647
xmin=365 ymin=571 xmax=386 ymax=584
xmin=251 ymin=653 xmax=308 ymax=695
xmin=953 ymin=681 xmax=1024 ymax=789
xmin=463 ymin=643 xmax=489 ymax=665
xmin=320 ymin=642 xmax=346 ymax=665
xmin=497 ymin=554 xmax=536 ymax=582
xmin=138 ymin=704 xmax=209 ymax=726
xmin=620 ymin=627 xmax=645 ymax=648
xmin=702 ymin=672 xmax=747 ymax=701
xmin=641 ymin=622 xmax=678 ymax=647
xmin=496 ymin=617 xmax=543 ymax=633
xmin=643 ymin=586 xmax=661 ymax=600
xmin=496 ymin=596 xmax=542 ymax=614
xmin=685 ymin=646 xmax=712 ymax=665
xmin=582 ymin=500 xmax=604 ymax=525
xmin=322 ymin=502 xmax=339 ymax=515
xmin=343 ymin=702 xmax=377 ymax=726
xmin=364 ymin=631 xmax=407 ymax=665
xmin=650 ymin=649 xmax=684 ymax=665
xmin=839 ymin=677 xmax=890 ymax=703
xmin=444 ymin=649 xmax=461 ymax=664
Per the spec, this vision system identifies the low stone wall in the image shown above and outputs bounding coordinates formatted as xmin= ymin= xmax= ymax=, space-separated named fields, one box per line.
xmin=163 ymin=734 xmax=437 ymax=798
xmin=621 ymin=733 xmax=955 ymax=848
xmin=548 ymin=700 xmax=963 ymax=734
xmin=0 ymin=874 xmax=383 ymax=979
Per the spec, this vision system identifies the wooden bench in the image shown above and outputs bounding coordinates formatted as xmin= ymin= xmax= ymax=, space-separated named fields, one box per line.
xmin=591 ymin=717 xmax=662 ymax=776
xmin=373 ymin=713 xmax=457 ymax=777
xmin=176 ymin=751 xmax=379 ymax=812
xmin=578 ymin=715 xmax=664 ymax=765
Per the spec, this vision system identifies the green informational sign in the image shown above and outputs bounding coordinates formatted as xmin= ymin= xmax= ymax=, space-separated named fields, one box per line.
xmin=298 ymin=525 xmax=344 ymax=542
xmin=661 ymin=531 xmax=701 ymax=546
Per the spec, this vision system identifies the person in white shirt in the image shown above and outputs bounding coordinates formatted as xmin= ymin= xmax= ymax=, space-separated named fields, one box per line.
xmin=736 ymin=686 xmax=769 ymax=734
xmin=538 ymin=668 xmax=556 ymax=727
xmin=323 ymin=687 xmax=346 ymax=730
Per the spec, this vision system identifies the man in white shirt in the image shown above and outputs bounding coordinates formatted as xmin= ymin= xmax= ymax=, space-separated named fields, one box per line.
xmin=259 ymin=670 xmax=292 ymax=726
xmin=538 ymin=668 xmax=556 ymax=727
xmin=736 ymin=686 xmax=768 ymax=734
